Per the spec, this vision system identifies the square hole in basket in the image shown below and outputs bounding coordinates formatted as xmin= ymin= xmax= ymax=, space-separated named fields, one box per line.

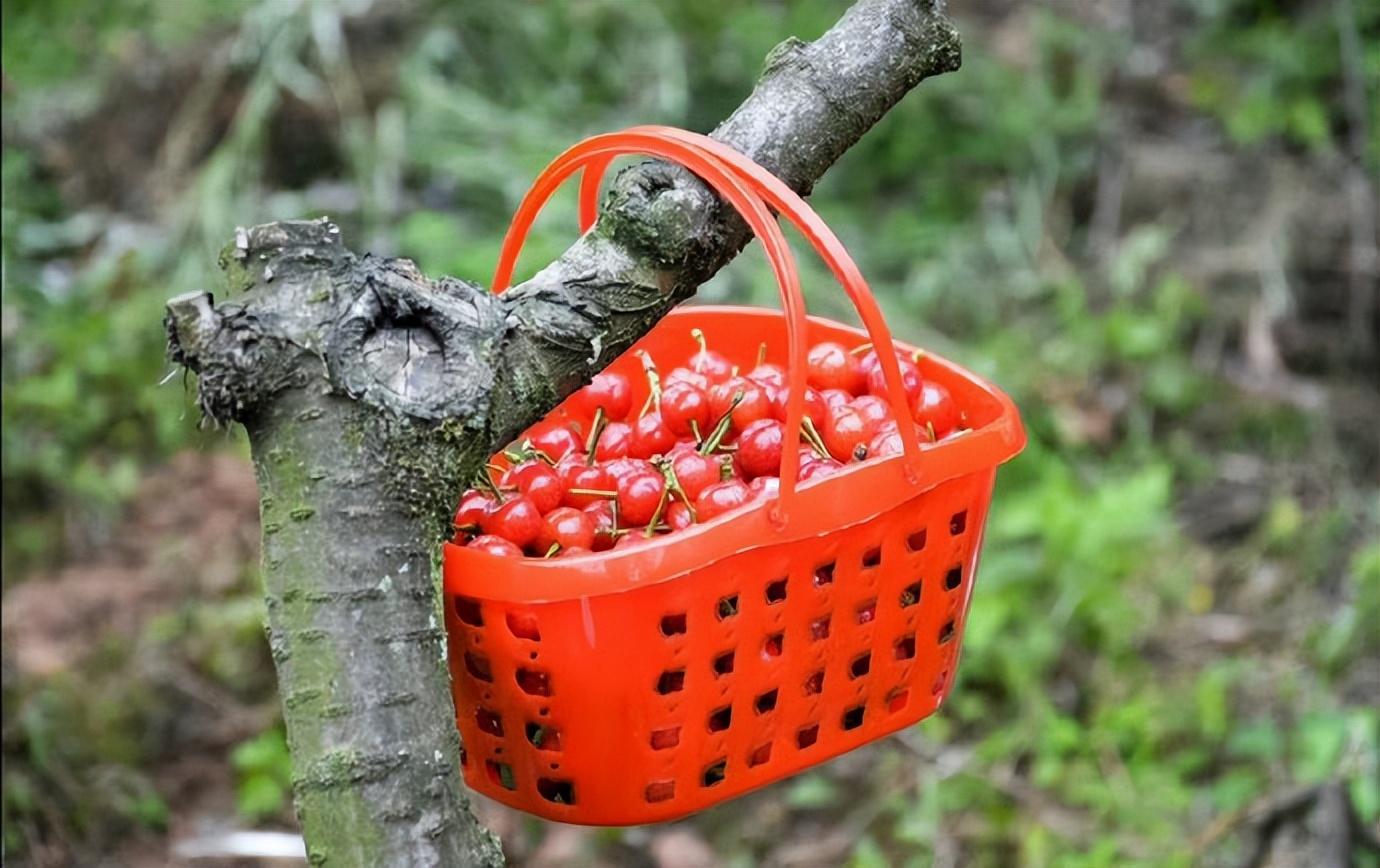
xmin=526 ymin=722 xmax=561 ymax=751
xmin=811 ymin=616 xmax=831 ymax=641
xmin=702 ymin=759 xmax=727 ymax=787
xmin=766 ymin=578 xmax=788 ymax=604
xmin=660 ymin=613 xmax=687 ymax=636
xmin=850 ymin=652 xmax=872 ymax=679
xmin=813 ymin=561 xmax=836 ymax=587
xmin=862 ymin=546 xmax=882 ymax=569
xmin=515 ymin=668 xmax=551 ymax=696
xmin=656 ymin=670 xmax=686 ymax=695
xmin=645 ymin=780 xmax=675 ymax=803
xmin=796 ymin=724 xmax=820 ymax=749
xmin=945 ymin=565 xmax=963 ymax=591
xmin=713 ymin=650 xmax=735 ymax=677
xmin=716 ymin=594 xmax=739 ymax=620
xmin=856 ymin=599 xmax=877 ymax=625
xmin=755 ymin=689 xmax=779 ymax=714
xmin=708 ymin=705 xmax=732 ymax=733
xmin=895 ymin=634 xmax=916 ymax=660
xmin=900 ymin=581 xmax=922 ymax=608
xmin=506 ymin=611 xmax=540 ymax=641
xmin=486 ymin=760 xmax=515 ymax=790
xmin=454 ymin=597 xmax=483 ymax=626
xmin=905 ymin=529 xmax=927 ymax=552
xmin=887 ymin=688 xmax=910 ymax=713
xmin=939 ymin=620 xmax=956 ymax=644
xmin=463 ymin=652 xmax=493 ymax=682
xmin=537 ymin=778 xmax=575 ymax=804
xmin=748 ymin=743 xmax=772 ymax=767
xmin=763 ymin=632 xmax=784 ymax=658
xmin=475 ymin=707 xmax=503 ymax=737
xmin=842 ymin=705 xmax=865 ymax=731
xmin=803 ymin=670 xmax=825 ymax=696
xmin=650 ymin=726 xmax=680 ymax=750
xmin=950 ymin=510 xmax=967 ymax=535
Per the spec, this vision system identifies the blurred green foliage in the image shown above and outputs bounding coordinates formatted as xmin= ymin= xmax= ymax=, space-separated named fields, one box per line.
xmin=2 ymin=0 xmax=1376 ymax=864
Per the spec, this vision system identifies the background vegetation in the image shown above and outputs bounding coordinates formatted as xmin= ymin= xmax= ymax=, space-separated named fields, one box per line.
xmin=2 ymin=0 xmax=1376 ymax=865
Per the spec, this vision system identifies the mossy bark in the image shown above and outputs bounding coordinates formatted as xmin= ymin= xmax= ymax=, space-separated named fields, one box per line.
xmin=165 ymin=1 xmax=961 ymax=864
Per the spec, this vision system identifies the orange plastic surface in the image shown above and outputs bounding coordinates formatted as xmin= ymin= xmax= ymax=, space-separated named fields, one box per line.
xmin=443 ymin=129 xmax=1026 ymax=824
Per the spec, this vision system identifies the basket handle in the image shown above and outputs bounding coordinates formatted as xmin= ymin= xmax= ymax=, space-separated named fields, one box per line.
xmin=490 ymin=131 xmax=812 ymax=525
xmin=573 ymin=127 xmax=925 ymax=477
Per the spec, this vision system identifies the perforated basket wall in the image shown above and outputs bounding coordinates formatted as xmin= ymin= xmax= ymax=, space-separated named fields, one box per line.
xmin=442 ymin=307 xmax=1023 ymax=825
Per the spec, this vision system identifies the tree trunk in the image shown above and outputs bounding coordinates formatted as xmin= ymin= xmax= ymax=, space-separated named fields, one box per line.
xmin=165 ymin=1 xmax=961 ymax=863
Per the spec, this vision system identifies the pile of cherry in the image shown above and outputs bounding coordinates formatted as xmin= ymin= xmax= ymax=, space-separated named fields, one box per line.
xmin=452 ymin=332 xmax=964 ymax=558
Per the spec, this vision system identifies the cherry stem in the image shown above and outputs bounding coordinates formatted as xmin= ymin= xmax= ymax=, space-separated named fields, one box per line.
xmin=691 ymin=327 xmax=708 ymax=357
xmin=689 ymin=419 xmax=702 ymax=443
xmin=850 ymin=342 xmax=874 ymax=356
xmin=756 ymin=342 xmax=767 ymax=368
xmin=544 ymin=543 xmax=560 ymax=558
xmin=698 ymin=391 xmax=744 ymax=455
xmin=568 ymin=488 xmax=617 ymax=499
xmin=637 ymin=350 xmax=661 ymax=416
xmin=644 ymin=488 xmax=670 ymax=538
xmin=926 ymin=421 xmax=937 ymax=443
xmin=472 ymin=472 xmax=504 ymax=501
xmin=585 ymin=407 xmax=607 ymax=464
xmin=800 ymin=417 xmax=831 ymax=459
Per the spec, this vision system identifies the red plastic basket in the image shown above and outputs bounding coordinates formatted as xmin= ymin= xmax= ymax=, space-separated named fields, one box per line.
xmin=443 ymin=128 xmax=1025 ymax=825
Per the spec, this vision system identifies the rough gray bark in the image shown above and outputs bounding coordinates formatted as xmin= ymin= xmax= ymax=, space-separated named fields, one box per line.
xmin=165 ymin=1 xmax=960 ymax=864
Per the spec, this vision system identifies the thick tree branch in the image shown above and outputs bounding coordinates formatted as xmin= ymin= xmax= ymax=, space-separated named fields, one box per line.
xmin=165 ymin=2 xmax=959 ymax=864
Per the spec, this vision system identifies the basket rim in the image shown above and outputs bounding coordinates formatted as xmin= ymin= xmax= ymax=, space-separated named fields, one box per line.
xmin=444 ymin=306 xmax=1024 ymax=604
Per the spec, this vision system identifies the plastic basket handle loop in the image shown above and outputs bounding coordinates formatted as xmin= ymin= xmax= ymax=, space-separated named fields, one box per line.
xmin=575 ymin=127 xmax=926 ymax=481
xmin=490 ymin=132 xmax=810 ymax=525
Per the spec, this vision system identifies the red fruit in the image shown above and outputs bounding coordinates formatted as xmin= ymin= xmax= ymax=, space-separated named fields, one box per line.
xmin=660 ymin=382 xmax=712 ymax=439
xmin=468 ymin=534 xmax=524 ymax=557
xmin=770 ymin=385 xmax=827 ymax=427
xmin=822 ymin=404 xmax=871 ymax=463
xmin=480 ymin=495 xmax=543 ymax=548
xmin=515 ymin=463 xmax=563 ymax=513
xmin=850 ymin=395 xmax=894 ymax=434
xmin=615 ymin=531 xmax=658 ymax=550
xmin=710 ymin=377 xmax=772 ymax=432
xmin=748 ymin=475 xmax=781 ymax=499
xmin=664 ymin=367 xmax=710 ymax=391
xmin=582 ymin=500 xmax=617 ymax=550
xmin=820 ymin=388 xmax=852 ymax=409
xmin=604 ymin=457 xmax=653 ymax=483
xmin=594 ymin=421 xmax=633 ymax=461
xmin=688 ymin=330 xmax=734 ymax=383
xmin=800 ymin=457 xmax=843 ymax=481
xmin=670 ymin=451 xmax=724 ymax=501
xmin=561 ymin=463 xmax=611 ymax=508
xmin=694 ymin=479 xmax=751 ymax=522
xmin=529 ymin=425 xmax=582 ymax=461
xmin=557 ymin=546 xmax=591 ymax=559
xmin=536 ymin=507 xmax=596 ymax=553
xmin=573 ymin=372 xmax=632 ymax=420
xmin=748 ymin=363 xmax=788 ymax=389
xmin=806 ymin=341 xmax=865 ymax=394
xmin=666 ymin=501 xmax=695 ymax=531
xmin=454 ymin=490 xmax=494 ymax=530
xmin=868 ymin=427 xmax=905 ymax=458
xmin=866 ymin=353 xmax=923 ymax=404
xmin=629 ymin=412 xmax=676 ymax=459
xmin=616 ymin=469 xmax=666 ymax=526
xmin=912 ymin=381 xmax=961 ymax=439
xmin=735 ymin=419 xmax=785 ymax=479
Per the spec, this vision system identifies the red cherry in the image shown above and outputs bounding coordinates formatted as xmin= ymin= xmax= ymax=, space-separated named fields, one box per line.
xmin=629 ymin=412 xmax=676 ymax=459
xmin=694 ymin=479 xmax=752 ymax=522
xmin=850 ymin=395 xmax=894 ymax=433
xmin=748 ymin=475 xmax=780 ymax=499
xmin=820 ymin=388 xmax=852 ymax=409
xmin=454 ymin=490 xmax=494 ymax=531
xmin=735 ymin=419 xmax=785 ymax=479
xmin=866 ymin=353 xmax=923 ymax=404
xmin=670 ymin=451 xmax=724 ymax=501
xmin=748 ymin=363 xmax=788 ymax=389
xmin=573 ymin=372 xmax=632 ymax=420
xmin=800 ymin=457 xmax=843 ymax=481
xmin=664 ymin=367 xmax=710 ymax=391
xmin=912 ymin=381 xmax=961 ymax=439
xmin=536 ymin=507 xmax=596 ymax=553
xmin=688 ymin=332 xmax=734 ymax=383
xmin=480 ymin=495 xmax=543 ymax=548
xmin=582 ymin=500 xmax=617 ymax=550
xmin=868 ymin=427 xmax=905 ymax=458
xmin=821 ymin=404 xmax=871 ymax=463
xmin=709 ymin=377 xmax=771 ymax=432
xmin=616 ymin=468 xmax=666 ymax=526
xmin=557 ymin=546 xmax=591 ymax=559
xmin=529 ymin=425 xmax=582 ymax=462
xmin=560 ymin=462 xmax=611 ymax=508
xmin=604 ymin=457 xmax=653 ymax=483
xmin=615 ymin=531 xmax=658 ymax=550
xmin=468 ymin=534 xmax=524 ymax=557
xmin=594 ymin=421 xmax=633 ymax=461
xmin=770 ymin=385 xmax=827 ymax=427
xmin=807 ymin=341 xmax=865 ymax=394
xmin=514 ymin=463 xmax=563 ymax=513
xmin=660 ymin=382 xmax=712 ymax=439
xmin=666 ymin=500 xmax=695 ymax=531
